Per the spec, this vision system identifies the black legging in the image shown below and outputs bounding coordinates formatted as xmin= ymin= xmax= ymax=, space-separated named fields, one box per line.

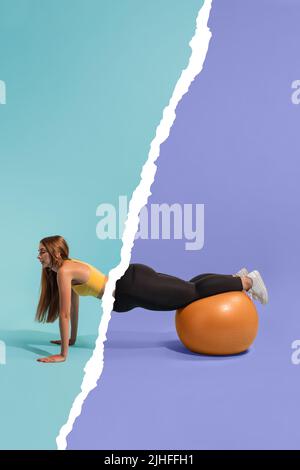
xmin=113 ymin=263 xmax=243 ymax=312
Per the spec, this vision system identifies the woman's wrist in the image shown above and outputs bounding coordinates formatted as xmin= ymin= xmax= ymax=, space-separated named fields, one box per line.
xmin=61 ymin=341 xmax=69 ymax=356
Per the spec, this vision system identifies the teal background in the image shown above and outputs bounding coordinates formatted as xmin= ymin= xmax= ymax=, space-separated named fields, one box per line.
xmin=0 ymin=0 xmax=203 ymax=449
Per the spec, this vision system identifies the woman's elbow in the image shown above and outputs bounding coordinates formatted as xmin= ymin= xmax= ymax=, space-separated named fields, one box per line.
xmin=59 ymin=312 xmax=70 ymax=320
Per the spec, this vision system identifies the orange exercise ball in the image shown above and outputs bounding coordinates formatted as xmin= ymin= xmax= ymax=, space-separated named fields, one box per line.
xmin=175 ymin=292 xmax=259 ymax=355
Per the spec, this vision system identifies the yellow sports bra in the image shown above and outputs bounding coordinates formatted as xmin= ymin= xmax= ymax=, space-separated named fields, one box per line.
xmin=70 ymin=259 xmax=107 ymax=298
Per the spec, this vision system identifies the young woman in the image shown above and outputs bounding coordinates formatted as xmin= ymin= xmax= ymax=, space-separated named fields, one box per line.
xmin=36 ymin=235 xmax=268 ymax=363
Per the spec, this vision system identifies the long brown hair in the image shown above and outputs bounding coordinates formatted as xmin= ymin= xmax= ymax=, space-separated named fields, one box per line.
xmin=36 ymin=235 xmax=70 ymax=323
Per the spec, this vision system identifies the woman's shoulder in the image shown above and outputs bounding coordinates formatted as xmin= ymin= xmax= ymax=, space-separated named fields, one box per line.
xmin=57 ymin=259 xmax=91 ymax=281
xmin=62 ymin=258 xmax=104 ymax=275
xmin=62 ymin=258 xmax=84 ymax=266
xmin=68 ymin=258 xmax=94 ymax=271
xmin=58 ymin=259 xmax=74 ymax=275
xmin=58 ymin=259 xmax=83 ymax=274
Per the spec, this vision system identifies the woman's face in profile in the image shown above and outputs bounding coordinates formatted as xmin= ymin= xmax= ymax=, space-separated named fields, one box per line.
xmin=37 ymin=243 xmax=51 ymax=269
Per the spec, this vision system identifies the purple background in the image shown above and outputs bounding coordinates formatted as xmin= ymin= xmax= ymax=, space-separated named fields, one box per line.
xmin=68 ymin=0 xmax=300 ymax=449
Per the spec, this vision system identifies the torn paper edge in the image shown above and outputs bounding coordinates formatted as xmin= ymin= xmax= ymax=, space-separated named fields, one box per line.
xmin=56 ymin=0 xmax=213 ymax=450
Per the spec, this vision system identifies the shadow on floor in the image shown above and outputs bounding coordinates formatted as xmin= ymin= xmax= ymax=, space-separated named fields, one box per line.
xmin=104 ymin=329 xmax=250 ymax=361
xmin=0 ymin=330 xmax=97 ymax=356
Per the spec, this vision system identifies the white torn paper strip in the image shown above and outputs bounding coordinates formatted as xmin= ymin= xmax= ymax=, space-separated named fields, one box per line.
xmin=56 ymin=0 xmax=213 ymax=450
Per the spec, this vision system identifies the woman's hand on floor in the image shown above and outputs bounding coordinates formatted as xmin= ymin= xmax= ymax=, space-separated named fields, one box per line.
xmin=37 ymin=354 xmax=66 ymax=363
xmin=50 ymin=339 xmax=76 ymax=346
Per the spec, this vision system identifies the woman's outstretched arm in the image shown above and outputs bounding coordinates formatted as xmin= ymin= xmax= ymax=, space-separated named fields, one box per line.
xmin=50 ymin=290 xmax=79 ymax=346
xmin=70 ymin=290 xmax=79 ymax=344
xmin=57 ymin=268 xmax=72 ymax=359
xmin=37 ymin=267 xmax=72 ymax=363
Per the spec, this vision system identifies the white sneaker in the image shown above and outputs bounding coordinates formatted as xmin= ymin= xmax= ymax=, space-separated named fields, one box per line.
xmin=235 ymin=267 xmax=249 ymax=277
xmin=247 ymin=270 xmax=268 ymax=305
